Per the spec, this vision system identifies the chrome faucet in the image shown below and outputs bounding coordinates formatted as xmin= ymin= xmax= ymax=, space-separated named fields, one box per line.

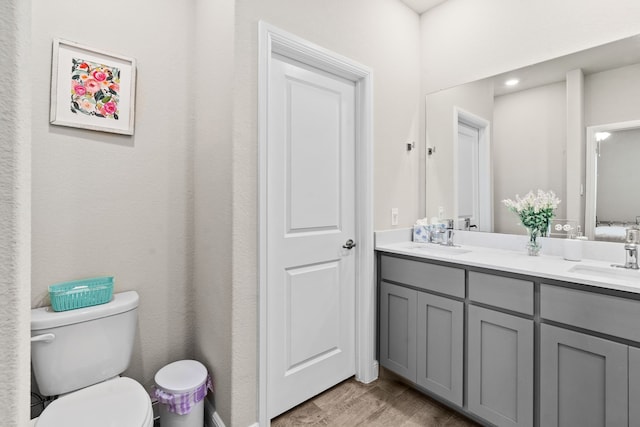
xmin=624 ymin=243 xmax=639 ymax=270
xmin=441 ymin=219 xmax=455 ymax=246
xmin=614 ymin=229 xmax=640 ymax=270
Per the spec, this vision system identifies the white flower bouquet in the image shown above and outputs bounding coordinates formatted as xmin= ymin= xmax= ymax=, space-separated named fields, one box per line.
xmin=503 ymin=190 xmax=561 ymax=255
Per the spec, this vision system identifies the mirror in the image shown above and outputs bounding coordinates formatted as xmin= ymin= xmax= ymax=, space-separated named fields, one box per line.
xmin=425 ymin=34 xmax=640 ymax=238
xmin=585 ymin=122 xmax=640 ymax=241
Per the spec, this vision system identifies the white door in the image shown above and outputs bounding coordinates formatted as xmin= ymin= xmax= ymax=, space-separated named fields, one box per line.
xmin=458 ymin=122 xmax=480 ymax=224
xmin=267 ymin=54 xmax=356 ymax=418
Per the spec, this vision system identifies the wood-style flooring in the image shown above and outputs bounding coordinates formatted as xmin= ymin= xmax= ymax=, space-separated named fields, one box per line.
xmin=272 ymin=370 xmax=481 ymax=426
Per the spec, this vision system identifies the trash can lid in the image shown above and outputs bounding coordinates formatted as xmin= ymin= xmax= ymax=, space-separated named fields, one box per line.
xmin=155 ymin=360 xmax=208 ymax=394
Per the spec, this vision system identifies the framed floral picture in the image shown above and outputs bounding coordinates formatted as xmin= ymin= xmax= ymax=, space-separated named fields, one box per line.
xmin=50 ymin=39 xmax=136 ymax=135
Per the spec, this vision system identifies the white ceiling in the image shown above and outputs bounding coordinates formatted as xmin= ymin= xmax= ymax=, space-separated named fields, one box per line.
xmin=400 ymin=0 xmax=448 ymax=14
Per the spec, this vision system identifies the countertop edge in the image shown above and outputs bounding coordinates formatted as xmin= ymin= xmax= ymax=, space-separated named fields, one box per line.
xmin=376 ymin=243 xmax=640 ymax=295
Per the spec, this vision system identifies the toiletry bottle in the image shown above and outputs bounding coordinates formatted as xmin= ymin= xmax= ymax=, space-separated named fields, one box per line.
xmin=564 ymin=226 xmax=583 ymax=262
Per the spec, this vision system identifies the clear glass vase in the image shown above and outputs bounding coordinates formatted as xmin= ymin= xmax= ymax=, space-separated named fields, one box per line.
xmin=526 ymin=227 xmax=541 ymax=256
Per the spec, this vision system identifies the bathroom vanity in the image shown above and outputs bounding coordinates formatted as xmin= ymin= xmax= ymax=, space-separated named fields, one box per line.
xmin=376 ymin=234 xmax=640 ymax=427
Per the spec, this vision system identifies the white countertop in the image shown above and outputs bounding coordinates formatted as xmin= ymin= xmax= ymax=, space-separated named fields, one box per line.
xmin=375 ymin=230 xmax=640 ymax=295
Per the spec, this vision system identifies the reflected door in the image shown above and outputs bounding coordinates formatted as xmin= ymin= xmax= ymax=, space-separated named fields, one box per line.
xmin=454 ymin=109 xmax=492 ymax=232
xmin=458 ymin=122 xmax=480 ymax=224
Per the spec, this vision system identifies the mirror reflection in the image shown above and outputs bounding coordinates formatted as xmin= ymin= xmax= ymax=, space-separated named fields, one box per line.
xmin=585 ymin=123 xmax=640 ymax=241
xmin=425 ymin=34 xmax=640 ymax=239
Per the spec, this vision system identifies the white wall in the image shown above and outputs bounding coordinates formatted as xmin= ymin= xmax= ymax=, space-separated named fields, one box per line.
xmin=493 ymin=82 xmax=567 ymax=234
xmin=5 ymin=1 xmax=640 ymax=425
xmin=12 ymin=1 xmax=420 ymax=424
xmin=421 ymin=0 xmax=640 ymax=231
xmin=0 ymin=1 xmax=31 ymax=425
xmin=421 ymin=0 xmax=640 ymax=94
xmin=193 ymin=0 xmax=235 ymax=423
xmin=30 ymin=0 xmax=195 ymax=391
xmin=565 ymin=69 xmax=585 ymax=235
xmin=585 ymin=62 xmax=640 ymax=126
xmin=232 ymin=0 xmax=420 ymax=424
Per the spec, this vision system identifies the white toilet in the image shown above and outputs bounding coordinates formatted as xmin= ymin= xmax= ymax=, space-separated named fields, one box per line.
xmin=30 ymin=291 xmax=153 ymax=427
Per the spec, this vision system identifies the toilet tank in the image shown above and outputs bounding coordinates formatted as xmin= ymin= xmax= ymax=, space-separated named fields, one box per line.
xmin=31 ymin=291 xmax=139 ymax=396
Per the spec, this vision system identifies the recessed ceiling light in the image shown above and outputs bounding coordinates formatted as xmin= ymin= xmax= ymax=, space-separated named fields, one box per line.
xmin=505 ymin=79 xmax=520 ymax=87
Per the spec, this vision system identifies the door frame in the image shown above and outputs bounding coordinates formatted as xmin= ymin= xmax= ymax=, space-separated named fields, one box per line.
xmin=258 ymin=22 xmax=375 ymax=426
xmin=453 ymin=107 xmax=492 ymax=232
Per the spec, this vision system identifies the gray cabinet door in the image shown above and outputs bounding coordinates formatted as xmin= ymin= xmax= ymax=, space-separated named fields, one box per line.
xmin=630 ymin=346 xmax=640 ymax=427
xmin=379 ymin=281 xmax=417 ymax=381
xmin=468 ymin=306 xmax=534 ymax=427
xmin=416 ymin=292 xmax=463 ymax=406
xmin=540 ymin=324 xmax=628 ymax=427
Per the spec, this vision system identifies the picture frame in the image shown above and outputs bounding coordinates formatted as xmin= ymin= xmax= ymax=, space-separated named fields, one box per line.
xmin=50 ymin=38 xmax=136 ymax=135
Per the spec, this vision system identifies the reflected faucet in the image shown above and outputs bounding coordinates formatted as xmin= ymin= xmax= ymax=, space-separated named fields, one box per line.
xmin=463 ymin=218 xmax=478 ymax=231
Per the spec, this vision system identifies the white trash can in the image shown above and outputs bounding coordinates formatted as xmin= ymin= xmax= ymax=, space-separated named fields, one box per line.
xmin=154 ymin=360 xmax=211 ymax=427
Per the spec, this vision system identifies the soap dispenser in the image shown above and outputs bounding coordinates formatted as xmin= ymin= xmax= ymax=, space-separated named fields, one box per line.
xmin=563 ymin=226 xmax=584 ymax=262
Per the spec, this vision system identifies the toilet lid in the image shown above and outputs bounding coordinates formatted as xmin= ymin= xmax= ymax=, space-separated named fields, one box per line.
xmin=36 ymin=377 xmax=152 ymax=427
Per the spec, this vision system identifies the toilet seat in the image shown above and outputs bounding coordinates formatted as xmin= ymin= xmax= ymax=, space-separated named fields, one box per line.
xmin=36 ymin=377 xmax=153 ymax=427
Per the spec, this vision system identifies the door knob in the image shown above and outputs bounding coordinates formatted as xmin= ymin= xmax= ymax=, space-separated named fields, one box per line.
xmin=342 ymin=239 xmax=357 ymax=250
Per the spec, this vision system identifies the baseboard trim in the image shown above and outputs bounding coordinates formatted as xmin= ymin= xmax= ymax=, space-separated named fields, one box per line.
xmin=371 ymin=361 xmax=379 ymax=382
xmin=212 ymin=411 xmax=227 ymax=427
xmin=357 ymin=360 xmax=379 ymax=384
xmin=204 ymin=397 xmax=258 ymax=427
xmin=203 ymin=398 xmax=226 ymax=427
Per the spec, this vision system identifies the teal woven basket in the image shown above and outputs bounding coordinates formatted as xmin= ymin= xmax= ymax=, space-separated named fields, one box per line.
xmin=48 ymin=276 xmax=114 ymax=312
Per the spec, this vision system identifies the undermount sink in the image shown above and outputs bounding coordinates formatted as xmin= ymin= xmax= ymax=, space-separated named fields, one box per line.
xmin=400 ymin=242 xmax=471 ymax=256
xmin=569 ymin=264 xmax=640 ymax=282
